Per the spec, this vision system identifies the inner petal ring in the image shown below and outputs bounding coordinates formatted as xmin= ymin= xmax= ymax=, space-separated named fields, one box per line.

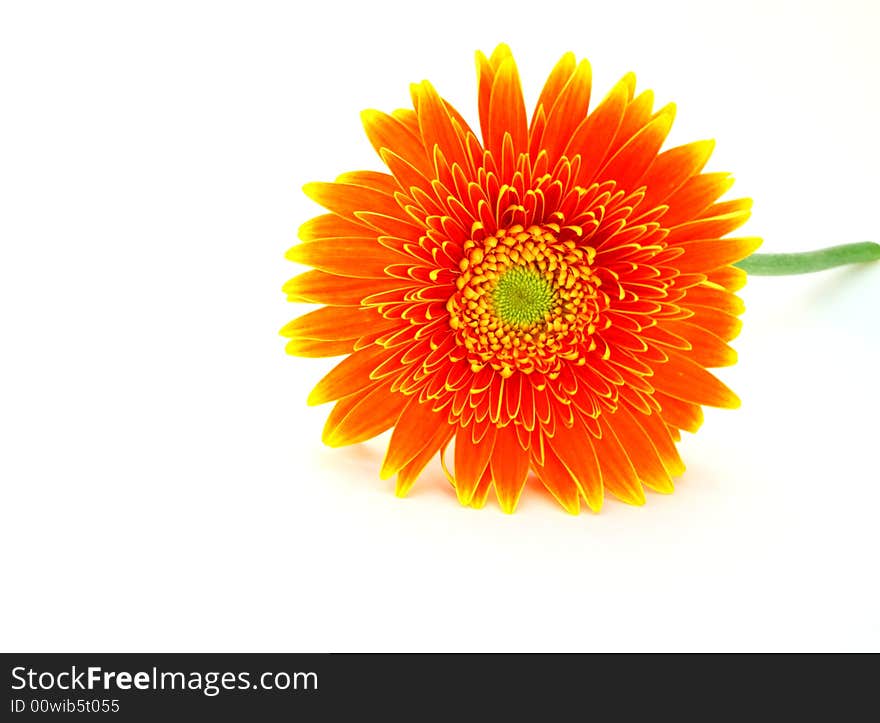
xmin=446 ymin=223 xmax=601 ymax=378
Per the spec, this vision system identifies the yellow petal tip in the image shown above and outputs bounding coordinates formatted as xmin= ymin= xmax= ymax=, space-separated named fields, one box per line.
xmin=455 ymin=489 xmax=475 ymax=507
xmin=583 ymin=497 xmax=604 ymax=515
xmin=306 ymin=390 xmax=327 ymax=407
xmin=394 ymin=480 xmax=414 ymax=497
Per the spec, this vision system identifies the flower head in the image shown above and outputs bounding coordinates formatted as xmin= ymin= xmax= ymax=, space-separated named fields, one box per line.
xmin=282 ymin=45 xmax=759 ymax=513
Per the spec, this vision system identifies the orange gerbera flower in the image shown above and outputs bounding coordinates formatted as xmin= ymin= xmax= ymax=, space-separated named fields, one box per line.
xmin=282 ymin=44 xmax=760 ymax=513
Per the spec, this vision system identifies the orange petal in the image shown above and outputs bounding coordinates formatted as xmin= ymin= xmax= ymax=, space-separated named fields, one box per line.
xmin=532 ymin=441 xmax=582 ymax=515
xmin=597 ymin=104 xmax=675 ymax=191
xmin=490 ymin=424 xmax=530 ymax=513
xmin=532 ymin=51 xmax=576 ymax=128
xmin=322 ymin=381 xmax=407 ymax=447
xmin=612 ymin=88 xmax=654 ymax=151
xmin=284 ymin=271 xmax=407 ymax=306
xmin=683 ymin=285 xmax=746 ymax=316
xmin=663 ymin=321 xmax=738 ymax=368
xmin=651 ymin=352 xmax=740 ymax=409
xmin=486 ymin=57 xmax=528 ymax=158
xmin=540 ymin=58 xmax=592 ymax=163
xmin=666 ymin=209 xmax=752 ymax=244
xmin=683 ymin=304 xmax=743 ymax=341
xmin=640 ymin=140 xmax=715 ymax=210
xmin=640 ymin=324 xmax=692 ymax=352
xmin=705 ymin=265 xmax=748 ymax=292
xmin=476 ymin=44 xmax=514 ymax=135
xmin=381 ymin=395 xmax=450 ymax=480
xmin=611 ymin=406 xmax=674 ymax=494
xmin=412 ymin=80 xmax=469 ymax=172
xmin=593 ymin=415 xmax=646 ymax=505
xmin=285 ymin=337 xmax=355 ymax=358
xmin=395 ymin=424 xmax=455 ymax=497
xmin=280 ymin=306 xmax=397 ymax=341
xmin=335 ymin=170 xmax=399 ymax=195
xmin=453 ymin=422 xmax=497 ymax=505
xmin=391 ymin=108 xmax=421 ymax=135
xmin=361 ymin=109 xmax=433 ymax=177
xmin=698 ymin=198 xmax=753 ymax=219
xmin=308 ymin=344 xmax=394 ymax=406
xmin=303 ymin=181 xmax=406 ymax=224
xmin=566 ymin=78 xmax=628 ymax=182
xmin=298 ymin=214 xmax=370 ymax=241
xmin=379 ymin=148 xmax=434 ymax=199
xmin=286 ymin=238 xmax=405 ymax=278
xmin=476 ymin=50 xmax=496 ymax=142
xmin=652 ymin=391 xmax=704 ymax=434
xmin=630 ymin=407 xmax=686 ymax=477
xmin=441 ymin=97 xmax=477 ymax=140
xmin=662 ymin=173 xmax=734 ymax=226
xmin=547 ymin=419 xmax=604 ymax=512
xmin=468 ymin=467 xmax=494 ymax=509
xmin=674 ymin=237 xmax=763 ymax=273
xmin=355 ymin=210 xmax=422 ymax=240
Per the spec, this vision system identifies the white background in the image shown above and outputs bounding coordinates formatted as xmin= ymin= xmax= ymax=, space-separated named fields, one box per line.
xmin=1 ymin=0 xmax=878 ymax=652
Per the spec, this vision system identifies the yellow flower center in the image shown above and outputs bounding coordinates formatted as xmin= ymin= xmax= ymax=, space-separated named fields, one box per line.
xmin=447 ymin=223 xmax=601 ymax=378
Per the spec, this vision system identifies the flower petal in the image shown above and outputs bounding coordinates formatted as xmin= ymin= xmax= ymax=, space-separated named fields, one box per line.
xmin=284 ymin=271 xmax=407 ymax=306
xmin=546 ymin=418 xmax=604 ymax=512
xmin=662 ymin=173 xmax=734 ymax=226
xmin=683 ymin=304 xmax=743 ymax=341
xmin=566 ymin=76 xmax=629 ymax=182
xmin=597 ymin=104 xmax=675 ymax=191
xmin=594 ymin=415 xmax=646 ymax=505
xmin=666 ymin=209 xmax=752 ymax=244
xmin=540 ymin=58 xmax=592 ymax=163
xmin=287 ymin=238 xmax=406 ymax=278
xmin=532 ymin=440 xmax=582 ymax=515
xmin=303 ymin=181 xmax=406 ymax=224
xmin=453 ymin=421 xmax=497 ymax=505
xmin=532 ymin=51 xmax=576 ymax=128
xmin=612 ymin=406 xmax=674 ymax=494
xmin=653 ymin=391 xmax=704 ymax=433
xmin=674 ymin=237 xmax=763 ymax=273
xmin=280 ymin=306 xmax=397 ymax=341
xmin=395 ymin=424 xmax=455 ymax=497
xmin=651 ymin=352 xmax=741 ymax=409
xmin=630 ymin=407 xmax=686 ymax=477
xmin=381 ymin=396 xmax=450 ymax=480
xmin=412 ymin=80 xmax=469 ymax=172
xmin=298 ymin=214 xmax=370 ymax=241
xmin=486 ymin=57 xmax=528 ymax=159
xmin=361 ymin=109 xmax=433 ymax=177
xmin=308 ymin=344 xmax=396 ymax=406
xmin=490 ymin=424 xmax=530 ymax=513
xmin=613 ymin=88 xmax=655 ymax=151
xmin=705 ymin=265 xmax=747 ymax=292
xmin=284 ymin=337 xmax=355 ymax=358
xmin=468 ymin=467 xmax=494 ymax=509
xmin=322 ymin=381 xmax=407 ymax=447
xmin=640 ymin=140 xmax=715 ymax=210
xmin=664 ymin=321 xmax=738 ymax=367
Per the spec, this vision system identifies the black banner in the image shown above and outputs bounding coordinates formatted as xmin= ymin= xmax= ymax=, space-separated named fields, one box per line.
xmin=1 ymin=652 xmax=871 ymax=718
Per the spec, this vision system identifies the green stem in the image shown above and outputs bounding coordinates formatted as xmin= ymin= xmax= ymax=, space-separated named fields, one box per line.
xmin=735 ymin=242 xmax=880 ymax=275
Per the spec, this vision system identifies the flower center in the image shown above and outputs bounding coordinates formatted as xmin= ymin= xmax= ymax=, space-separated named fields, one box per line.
xmin=447 ymin=223 xmax=602 ymax=378
xmin=492 ymin=266 xmax=555 ymax=326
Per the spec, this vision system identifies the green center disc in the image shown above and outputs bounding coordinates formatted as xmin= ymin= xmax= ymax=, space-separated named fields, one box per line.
xmin=492 ymin=266 xmax=555 ymax=326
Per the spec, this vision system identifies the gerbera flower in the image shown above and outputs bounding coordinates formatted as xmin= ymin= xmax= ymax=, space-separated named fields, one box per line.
xmin=282 ymin=44 xmax=760 ymax=513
